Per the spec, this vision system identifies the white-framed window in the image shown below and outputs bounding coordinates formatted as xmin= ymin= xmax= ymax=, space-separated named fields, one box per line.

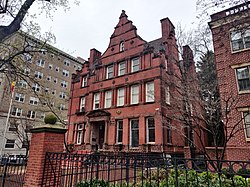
xmin=36 ymin=59 xmax=45 ymax=67
xmin=45 ymin=87 xmax=49 ymax=93
xmin=54 ymin=78 xmax=58 ymax=84
xmin=61 ymin=81 xmax=68 ymax=88
xmin=64 ymin=60 xmax=70 ymax=66
xmin=11 ymin=107 xmax=22 ymax=117
xmin=35 ymin=71 xmax=43 ymax=79
xmin=51 ymin=89 xmax=56 ymax=95
xmin=116 ymin=120 xmax=123 ymax=144
xmin=55 ymin=67 xmax=59 ymax=72
xmin=130 ymin=85 xmax=139 ymax=104
xmin=82 ymin=76 xmax=87 ymax=87
xmin=15 ymin=93 xmax=25 ymax=102
xmin=63 ymin=70 xmax=69 ymax=77
xmin=236 ymin=66 xmax=250 ymax=91
xmin=105 ymin=90 xmax=112 ymax=108
xmin=106 ymin=65 xmax=114 ymax=79
xmin=23 ymin=67 xmax=30 ymax=75
xmin=9 ymin=122 xmax=18 ymax=131
xmin=80 ymin=97 xmax=85 ymax=112
xmin=76 ymin=124 xmax=83 ymax=144
xmin=59 ymin=92 xmax=66 ymax=99
xmin=231 ymin=28 xmax=250 ymax=52
xmin=27 ymin=110 xmax=36 ymax=119
xmin=16 ymin=80 xmax=27 ymax=88
xmin=59 ymin=104 xmax=65 ymax=111
xmin=47 ymin=76 xmax=51 ymax=81
xmin=130 ymin=119 xmax=139 ymax=148
xmin=48 ymin=64 xmax=53 ymax=70
xmin=117 ymin=87 xmax=125 ymax=106
xmin=29 ymin=96 xmax=39 ymax=105
xmin=93 ymin=93 xmax=100 ymax=110
xmin=32 ymin=83 xmax=40 ymax=92
xmin=120 ymin=41 xmax=125 ymax=52
xmin=23 ymin=53 xmax=32 ymax=62
xmin=146 ymin=82 xmax=154 ymax=102
xmin=165 ymin=86 xmax=170 ymax=104
xmin=40 ymin=112 xmax=45 ymax=119
xmin=5 ymin=139 xmax=15 ymax=148
xmin=243 ymin=112 xmax=250 ymax=138
xmin=146 ymin=117 xmax=155 ymax=143
xmin=118 ymin=61 xmax=126 ymax=76
xmin=166 ymin=119 xmax=172 ymax=144
xmin=40 ymin=49 xmax=46 ymax=55
xmin=131 ymin=57 xmax=140 ymax=72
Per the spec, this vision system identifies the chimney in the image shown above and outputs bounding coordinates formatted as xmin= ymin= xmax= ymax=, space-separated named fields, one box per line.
xmin=160 ymin=18 xmax=175 ymax=42
xmin=88 ymin=48 xmax=101 ymax=63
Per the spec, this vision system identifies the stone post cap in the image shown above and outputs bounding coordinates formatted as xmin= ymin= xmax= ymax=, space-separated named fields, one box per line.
xmin=30 ymin=124 xmax=67 ymax=134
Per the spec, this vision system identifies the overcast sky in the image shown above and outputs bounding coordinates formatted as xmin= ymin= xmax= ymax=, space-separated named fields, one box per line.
xmin=34 ymin=0 xmax=203 ymax=60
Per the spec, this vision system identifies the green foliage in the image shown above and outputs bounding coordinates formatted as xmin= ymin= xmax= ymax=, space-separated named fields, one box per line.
xmin=44 ymin=113 xmax=57 ymax=124
xmin=77 ymin=179 xmax=109 ymax=187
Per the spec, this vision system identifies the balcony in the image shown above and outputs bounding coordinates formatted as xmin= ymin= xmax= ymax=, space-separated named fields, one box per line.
xmin=75 ymin=108 xmax=85 ymax=115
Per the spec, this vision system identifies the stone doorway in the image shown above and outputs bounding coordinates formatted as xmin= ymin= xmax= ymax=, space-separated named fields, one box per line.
xmin=92 ymin=121 xmax=105 ymax=150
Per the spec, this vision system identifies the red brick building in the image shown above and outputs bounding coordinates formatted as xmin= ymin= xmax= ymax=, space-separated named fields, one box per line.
xmin=209 ymin=3 xmax=250 ymax=160
xmin=67 ymin=11 xmax=202 ymax=156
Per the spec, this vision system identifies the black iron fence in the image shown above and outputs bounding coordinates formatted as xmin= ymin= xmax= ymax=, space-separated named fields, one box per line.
xmin=42 ymin=152 xmax=250 ymax=187
xmin=0 ymin=155 xmax=27 ymax=187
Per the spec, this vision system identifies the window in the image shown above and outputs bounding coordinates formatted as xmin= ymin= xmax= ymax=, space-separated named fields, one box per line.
xmin=40 ymin=112 xmax=45 ymax=119
xmin=36 ymin=59 xmax=45 ymax=67
xmin=51 ymin=89 xmax=56 ymax=95
xmin=80 ymin=97 xmax=85 ymax=112
xmin=23 ymin=53 xmax=32 ymax=62
xmin=130 ymin=85 xmax=139 ymax=104
xmin=131 ymin=58 xmax=140 ymax=72
xmin=48 ymin=64 xmax=53 ymax=70
xmin=40 ymin=49 xmax=46 ymax=55
xmin=93 ymin=93 xmax=100 ymax=110
xmin=116 ymin=120 xmax=123 ymax=143
xmin=11 ymin=107 xmax=22 ymax=116
xmin=5 ymin=139 xmax=15 ymax=148
xmin=118 ymin=61 xmax=126 ymax=76
xmin=16 ymin=80 xmax=27 ymax=88
xmin=54 ymin=78 xmax=58 ymax=84
xmin=120 ymin=41 xmax=125 ymax=52
xmin=47 ymin=76 xmax=51 ymax=81
xmin=59 ymin=104 xmax=65 ymax=110
xmin=146 ymin=82 xmax=154 ymax=102
xmin=146 ymin=117 xmax=155 ymax=143
xmin=117 ymin=88 xmax=125 ymax=106
xmin=82 ymin=76 xmax=87 ymax=87
xmin=56 ymin=67 xmax=59 ymax=72
xmin=15 ymin=93 xmax=25 ymax=102
xmin=61 ymin=81 xmax=68 ymax=88
xmin=64 ymin=60 xmax=70 ymax=66
xmin=23 ymin=67 xmax=30 ymax=75
xmin=32 ymin=83 xmax=40 ymax=92
xmin=165 ymin=86 xmax=170 ymax=104
xmin=9 ymin=123 xmax=18 ymax=131
xmin=27 ymin=111 xmax=36 ymax=119
xmin=29 ymin=97 xmax=39 ymax=105
xmin=76 ymin=124 xmax=83 ymax=144
xmin=236 ymin=67 xmax=250 ymax=91
xmin=231 ymin=28 xmax=250 ymax=51
xmin=130 ymin=119 xmax=139 ymax=147
xmin=35 ymin=71 xmax=43 ymax=79
xmin=63 ymin=70 xmax=69 ymax=77
xmin=59 ymin=92 xmax=66 ymax=99
xmin=105 ymin=90 xmax=112 ymax=108
xmin=106 ymin=65 xmax=114 ymax=79
xmin=166 ymin=119 xmax=172 ymax=144
xmin=243 ymin=112 xmax=250 ymax=138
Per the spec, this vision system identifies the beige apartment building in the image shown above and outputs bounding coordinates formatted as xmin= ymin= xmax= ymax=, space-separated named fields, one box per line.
xmin=0 ymin=31 xmax=84 ymax=156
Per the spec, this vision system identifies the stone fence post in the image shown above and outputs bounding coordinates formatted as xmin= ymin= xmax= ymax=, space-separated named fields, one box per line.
xmin=24 ymin=125 xmax=67 ymax=187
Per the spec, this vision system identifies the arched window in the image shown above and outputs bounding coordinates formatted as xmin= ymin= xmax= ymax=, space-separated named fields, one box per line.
xmin=120 ymin=41 xmax=124 ymax=52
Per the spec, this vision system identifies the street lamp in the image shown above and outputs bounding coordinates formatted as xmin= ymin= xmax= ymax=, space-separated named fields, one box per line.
xmin=0 ymin=0 xmax=8 ymax=14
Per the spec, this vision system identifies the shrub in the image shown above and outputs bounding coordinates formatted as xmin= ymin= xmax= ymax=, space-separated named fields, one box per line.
xmin=44 ymin=113 xmax=57 ymax=124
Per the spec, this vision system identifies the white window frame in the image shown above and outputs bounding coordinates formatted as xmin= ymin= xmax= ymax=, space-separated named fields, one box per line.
xmin=61 ymin=81 xmax=68 ymax=88
xmin=117 ymin=88 xmax=125 ymax=106
xmin=130 ymin=119 xmax=139 ymax=148
xmin=16 ymin=80 xmax=27 ymax=88
xmin=120 ymin=41 xmax=125 ymax=52
xmin=116 ymin=120 xmax=123 ymax=144
xmin=131 ymin=58 xmax=140 ymax=72
xmin=231 ymin=28 xmax=250 ymax=52
xmin=64 ymin=60 xmax=70 ymax=66
xmin=27 ymin=110 xmax=36 ymax=119
xmin=93 ymin=93 xmax=100 ymax=110
xmin=104 ymin=90 xmax=112 ymax=108
xmin=236 ymin=66 xmax=250 ymax=92
xmin=243 ymin=112 xmax=250 ymax=139
xmin=76 ymin=124 xmax=83 ymax=144
xmin=59 ymin=92 xmax=66 ymax=99
xmin=36 ymin=59 xmax=45 ymax=67
xmin=15 ymin=93 xmax=25 ymax=102
xmin=80 ymin=97 xmax=85 ymax=112
xmin=63 ymin=69 xmax=69 ymax=77
xmin=5 ymin=139 xmax=15 ymax=149
xmin=11 ymin=107 xmax=22 ymax=117
xmin=59 ymin=104 xmax=65 ymax=111
xmin=35 ymin=71 xmax=43 ymax=79
xmin=165 ymin=86 xmax=170 ymax=104
xmin=166 ymin=119 xmax=172 ymax=144
xmin=146 ymin=82 xmax=154 ymax=102
xmin=55 ymin=67 xmax=59 ymax=72
xmin=48 ymin=64 xmax=53 ymax=70
xmin=29 ymin=96 xmax=39 ymax=105
xmin=106 ymin=65 xmax=114 ymax=79
xmin=32 ymin=83 xmax=40 ymax=92
xmin=146 ymin=117 xmax=155 ymax=143
xmin=118 ymin=61 xmax=126 ymax=76
xmin=130 ymin=85 xmax=139 ymax=104
xmin=82 ymin=76 xmax=87 ymax=87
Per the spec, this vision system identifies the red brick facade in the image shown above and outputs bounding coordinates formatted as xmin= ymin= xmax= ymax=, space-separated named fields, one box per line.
xmin=209 ymin=3 xmax=250 ymax=160
xmin=67 ymin=11 xmax=202 ymax=157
